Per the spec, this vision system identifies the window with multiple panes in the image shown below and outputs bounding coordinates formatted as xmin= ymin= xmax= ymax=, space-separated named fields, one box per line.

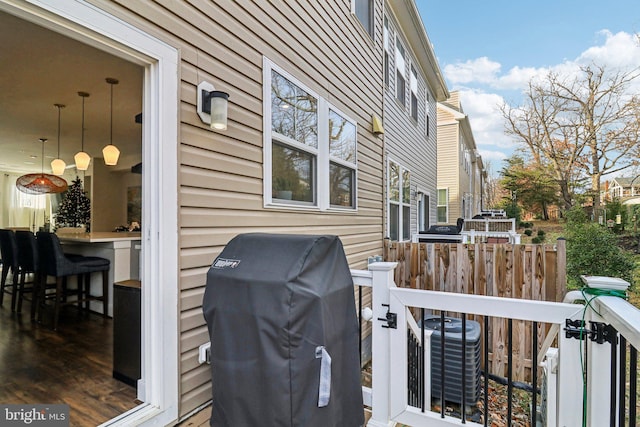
xmin=383 ymin=16 xmax=390 ymax=86
xmin=354 ymin=0 xmax=374 ymax=37
xmin=395 ymin=39 xmax=406 ymax=105
xmin=388 ymin=161 xmax=411 ymax=241
xmin=265 ymin=59 xmax=357 ymax=210
xmin=437 ymin=188 xmax=448 ymax=223
xmin=410 ymin=65 xmax=418 ymax=121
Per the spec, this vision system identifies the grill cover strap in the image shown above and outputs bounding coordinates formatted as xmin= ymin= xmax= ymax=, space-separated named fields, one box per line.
xmin=316 ymin=346 xmax=331 ymax=407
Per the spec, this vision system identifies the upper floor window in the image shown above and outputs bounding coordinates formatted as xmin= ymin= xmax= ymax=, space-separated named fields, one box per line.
xmin=353 ymin=0 xmax=374 ymax=37
xmin=383 ymin=16 xmax=390 ymax=86
xmin=265 ymin=58 xmax=357 ymax=210
xmin=395 ymin=39 xmax=406 ymax=105
xmin=410 ymin=65 xmax=418 ymax=121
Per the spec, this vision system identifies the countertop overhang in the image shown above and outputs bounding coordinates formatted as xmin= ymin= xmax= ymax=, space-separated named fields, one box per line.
xmin=56 ymin=232 xmax=142 ymax=243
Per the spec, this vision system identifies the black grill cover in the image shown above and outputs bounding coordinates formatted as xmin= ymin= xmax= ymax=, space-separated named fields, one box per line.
xmin=202 ymin=233 xmax=364 ymax=427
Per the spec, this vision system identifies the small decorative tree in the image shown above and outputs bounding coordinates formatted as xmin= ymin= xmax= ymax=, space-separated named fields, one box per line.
xmin=55 ymin=176 xmax=91 ymax=229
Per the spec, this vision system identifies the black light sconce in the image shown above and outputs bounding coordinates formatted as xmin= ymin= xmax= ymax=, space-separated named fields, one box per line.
xmin=197 ymin=81 xmax=230 ymax=131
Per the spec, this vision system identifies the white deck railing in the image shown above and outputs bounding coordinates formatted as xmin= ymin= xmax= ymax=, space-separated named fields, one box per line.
xmin=357 ymin=263 xmax=640 ymax=427
xmin=198 ymin=264 xmax=640 ymax=426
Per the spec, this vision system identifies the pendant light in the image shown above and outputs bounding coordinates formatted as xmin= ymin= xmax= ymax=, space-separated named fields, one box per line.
xmin=51 ymin=103 xmax=66 ymax=175
xmin=102 ymin=77 xmax=120 ymax=165
xmin=16 ymin=138 xmax=68 ymax=194
xmin=74 ymin=91 xmax=91 ymax=171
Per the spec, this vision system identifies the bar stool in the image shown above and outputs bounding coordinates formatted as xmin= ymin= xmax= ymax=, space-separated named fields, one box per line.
xmin=0 ymin=229 xmax=19 ymax=311
xmin=36 ymin=231 xmax=110 ymax=330
xmin=14 ymin=230 xmax=40 ymax=317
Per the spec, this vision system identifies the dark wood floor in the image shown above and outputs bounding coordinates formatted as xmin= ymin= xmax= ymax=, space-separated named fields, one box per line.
xmin=0 ymin=292 xmax=139 ymax=426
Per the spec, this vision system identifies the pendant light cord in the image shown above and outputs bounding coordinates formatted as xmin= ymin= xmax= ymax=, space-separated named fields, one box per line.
xmin=55 ymin=104 xmax=63 ymax=157
xmin=110 ymin=80 xmax=113 ymax=146
xmin=81 ymin=94 xmax=86 ymax=151
xmin=40 ymin=138 xmax=45 ymax=174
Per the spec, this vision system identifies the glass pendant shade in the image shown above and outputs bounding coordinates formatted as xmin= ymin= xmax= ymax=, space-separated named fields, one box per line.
xmin=75 ymin=92 xmax=91 ymax=171
xmin=75 ymin=151 xmax=91 ymax=170
xmin=102 ymin=144 xmax=120 ymax=165
xmin=103 ymin=77 xmax=120 ymax=166
xmin=51 ymin=158 xmax=66 ymax=175
xmin=51 ymin=104 xmax=66 ymax=175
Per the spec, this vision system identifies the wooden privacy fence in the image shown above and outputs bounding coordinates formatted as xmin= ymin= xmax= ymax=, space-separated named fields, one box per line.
xmin=383 ymin=238 xmax=567 ymax=381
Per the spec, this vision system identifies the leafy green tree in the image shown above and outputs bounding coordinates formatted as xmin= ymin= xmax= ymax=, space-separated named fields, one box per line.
xmin=55 ymin=176 xmax=91 ymax=229
xmin=565 ymin=219 xmax=636 ymax=289
xmin=605 ymin=198 xmax=628 ymax=234
xmin=500 ymin=155 xmax=559 ymax=220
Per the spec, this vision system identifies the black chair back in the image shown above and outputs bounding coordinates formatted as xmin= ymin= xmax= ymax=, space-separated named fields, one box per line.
xmin=36 ymin=231 xmax=68 ymax=277
xmin=16 ymin=231 xmax=38 ymax=273
xmin=0 ymin=229 xmax=18 ymax=271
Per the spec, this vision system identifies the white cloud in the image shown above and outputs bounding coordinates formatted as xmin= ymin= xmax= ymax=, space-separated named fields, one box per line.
xmin=444 ymin=57 xmax=501 ymax=85
xmin=445 ymin=30 xmax=640 ymax=91
xmin=578 ymin=30 xmax=640 ymax=69
xmin=455 ymin=89 xmax=517 ymax=152
xmin=477 ymin=149 xmax=508 ymax=163
xmin=494 ymin=66 xmax=541 ymax=90
xmin=443 ymin=30 xmax=640 ymax=161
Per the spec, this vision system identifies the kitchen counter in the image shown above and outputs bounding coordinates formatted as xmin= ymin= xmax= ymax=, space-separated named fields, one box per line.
xmin=57 ymin=232 xmax=142 ymax=316
xmin=56 ymin=231 xmax=142 ymax=243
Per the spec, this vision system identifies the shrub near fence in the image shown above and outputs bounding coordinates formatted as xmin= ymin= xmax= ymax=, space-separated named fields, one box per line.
xmin=382 ymin=238 xmax=567 ymax=381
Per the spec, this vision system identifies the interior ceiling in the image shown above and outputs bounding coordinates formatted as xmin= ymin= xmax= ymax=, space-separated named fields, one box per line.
xmin=0 ymin=11 xmax=144 ymax=177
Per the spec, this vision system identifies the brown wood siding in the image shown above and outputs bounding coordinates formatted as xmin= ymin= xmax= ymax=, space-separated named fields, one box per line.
xmin=89 ymin=0 xmax=385 ymax=419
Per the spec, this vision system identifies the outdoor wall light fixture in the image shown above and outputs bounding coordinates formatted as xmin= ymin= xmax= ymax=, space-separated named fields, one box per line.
xmin=197 ymin=81 xmax=229 ymax=131
xmin=372 ymin=113 xmax=384 ymax=135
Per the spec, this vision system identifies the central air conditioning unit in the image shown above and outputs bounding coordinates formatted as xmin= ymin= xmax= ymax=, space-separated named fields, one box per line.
xmin=421 ymin=316 xmax=482 ymax=406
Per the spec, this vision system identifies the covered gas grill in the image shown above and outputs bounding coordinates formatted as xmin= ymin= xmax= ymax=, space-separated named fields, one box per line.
xmin=202 ymin=233 xmax=364 ymax=427
xmin=412 ymin=218 xmax=464 ymax=243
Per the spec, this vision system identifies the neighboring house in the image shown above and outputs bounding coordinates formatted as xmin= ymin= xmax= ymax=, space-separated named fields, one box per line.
xmin=605 ymin=177 xmax=640 ymax=204
xmin=0 ymin=0 xmax=388 ymax=424
xmin=436 ymin=91 xmax=485 ymax=223
xmin=382 ymin=0 xmax=448 ymax=239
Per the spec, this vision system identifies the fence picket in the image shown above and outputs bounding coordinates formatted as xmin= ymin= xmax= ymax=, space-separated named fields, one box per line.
xmin=382 ymin=240 xmax=566 ymax=381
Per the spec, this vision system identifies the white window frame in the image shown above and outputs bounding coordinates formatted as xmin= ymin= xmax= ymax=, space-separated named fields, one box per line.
xmin=383 ymin=16 xmax=390 ymax=87
xmin=352 ymin=0 xmax=374 ymax=37
xmin=387 ymin=159 xmax=411 ymax=241
xmin=410 ymin=65 xmax=418 ymax=121
xmin=1 ymin=0 xmax=180 ymax=425
xmin=437 ymin=188 xmax=449 ymax=224
xmin=416 ymin=190 xmax=430 ymax=232
xmin=395 ymin=39 xmax=406 ymax=106
xmin=425 ymin=91 xmax=431 ymax=136
xmin=263 ymin=58 xmax=358 ymax=212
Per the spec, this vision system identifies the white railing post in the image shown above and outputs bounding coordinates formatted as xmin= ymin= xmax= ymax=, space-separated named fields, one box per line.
xmin=556 ymin=319 xmax=587 ymax=427
xmin=367 ymin=261 xmax=397 ymax=427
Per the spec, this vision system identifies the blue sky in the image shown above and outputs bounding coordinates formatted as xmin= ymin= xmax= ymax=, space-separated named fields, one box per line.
xmin=417 ymin=0 xmax=640 ymax=170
